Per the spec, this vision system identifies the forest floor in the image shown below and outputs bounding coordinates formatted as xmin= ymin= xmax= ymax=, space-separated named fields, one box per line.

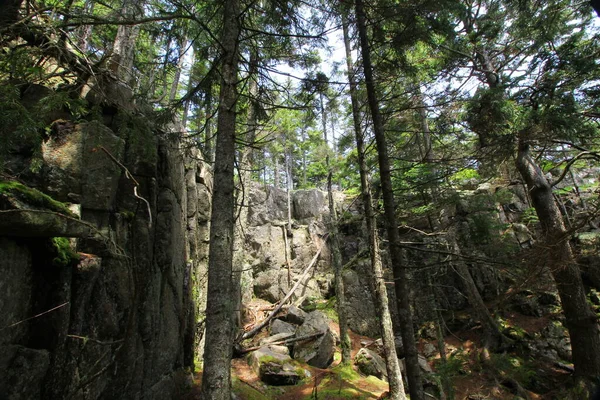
xmin=184 ymin=307 xmax=582 ymax=399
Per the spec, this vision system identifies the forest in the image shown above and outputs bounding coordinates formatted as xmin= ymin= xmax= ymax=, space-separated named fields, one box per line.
xmin=1 ymin=0 xmax=600 ymax=399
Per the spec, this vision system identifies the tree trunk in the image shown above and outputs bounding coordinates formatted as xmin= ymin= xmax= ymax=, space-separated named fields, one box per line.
xmin=516 ymin=140 xmax=600 ymax=378
xmin=301 ymin=127 xmax=307 ymax=187
xmin=274 ymin=156 xmax=280 ymax=188
xmin=286 ymin=147 xmax=293 ymax=231
xmin=232 ymin=50 xmax=259 ymax=329
xmin=76 ymin=0 xmax=94 ymax=52
xmin=353 ymin=0 xmax=423 ymax=398
xmin=450 ymin=232 xmax=509 ymax=351
xmin=169 ymin=38 xmax=187 ymax=102
xmin=182 ymin=49 xmax=196 ymax=129
xmin=203 ymin=78 xmax=215 ymax=163
xmin=328 ymin=169 xmax=352 ymax=364
xmin=201 ymin=0 xmax=240 ymax=398
xmin=109 ymin=0 xmax=141 ymax=82
xmin=343 ymin=11 xmax=406 ymax=400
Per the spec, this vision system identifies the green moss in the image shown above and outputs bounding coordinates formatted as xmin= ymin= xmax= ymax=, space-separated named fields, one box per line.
xmin=300 ymin=366 xmax=387 ymax=400
xmin=0 ymin=180 xmax=76 ymax=217
xmin=257 ymin=354 xmax=285 ymax=365
xmin=51 ymin=237 xmax=78 ymax=267
xmin=119 ymin=210 xmax=135 ymax=221
xmin=304 ymin=297 xmax=339 ymax=323
xmin=231 ymin=376 xmax=270 ymax=400
xmin=311 ymin=386 xmax=362 ymax=399
xmin=331 ymin=363 xmax=361 ymax=381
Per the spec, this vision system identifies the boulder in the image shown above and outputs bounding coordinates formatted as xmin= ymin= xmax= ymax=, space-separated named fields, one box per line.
xmin=247 ymin=224 xmax=287 ymax=271
xmin=247 ymin=183 xmax=289 ymax=226
xmin=279 ymin=305 xmax=307 ymax=325
xmin=342 ymin=262 xmax=379 ymax=337
xmin=355 ymin=348 xmax=388 ymax=381
xmin=292 ymin=189 xmax=328 ymax=220
xmin=247 ymin=346 xmax=307 ymax=386
xmin=423 ymin=343 xmax=438 ymax=358
xmin=271 ymin=319 xmax=296 ymax=336
xmin=293 ymin=311 xmax=335 ymax=368
xmin=254 ymin=269 xmax=284 ymax=303
xmin=41 ymin=121 xmax=125 ymax=210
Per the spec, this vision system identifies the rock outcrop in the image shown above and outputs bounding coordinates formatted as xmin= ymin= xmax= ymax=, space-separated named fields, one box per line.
xmin=0 ymin=81 xmax=211 ymax=400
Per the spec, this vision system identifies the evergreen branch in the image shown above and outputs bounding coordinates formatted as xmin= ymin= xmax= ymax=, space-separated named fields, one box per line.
xmin=57 ymin=13 xmax=193 ymax=28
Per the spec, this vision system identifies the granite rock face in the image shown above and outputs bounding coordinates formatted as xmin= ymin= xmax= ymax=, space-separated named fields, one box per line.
xmin=0 ymin=83 xmax=211 ymax=400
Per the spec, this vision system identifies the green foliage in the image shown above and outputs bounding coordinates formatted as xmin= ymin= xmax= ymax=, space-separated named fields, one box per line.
xmin=38 ymin=90 xmax=87 ymax=121
xmin=0 ymin=85 xmax=41 ymax=166
xmin=489 ymin=353 xmax=536 ymax=388
xmin=449 ymin=168 xmax=480 ymax=187
xmin=521 ymin=207 xmax=539 ymax=225
xmin=494 ymin=188 xmax=514 ymax=204
xmin=465 ymin=88 xmax=521 ymax=152
xmin=434 ymin=350 xmax=469 ymax=379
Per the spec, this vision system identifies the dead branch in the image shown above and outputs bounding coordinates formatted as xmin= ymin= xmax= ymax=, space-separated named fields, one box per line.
xmin=1 ymin=302 xmax=69 ymax=331
xmin=240 ymin=235 xmax=328 ymax=341
xmin=551 ymin=151 xmax=600 ymax=187
xmin=238 ymin=331 xmax=326 ymax=355
xmin=66 ymin=335 xmax=125 ymax=346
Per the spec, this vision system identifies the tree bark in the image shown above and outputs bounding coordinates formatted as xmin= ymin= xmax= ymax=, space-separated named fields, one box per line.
xmin=515 ymin=140 xmax=600 ymax=378
xmin=201 ymin=0 xmax=240 ymax=398
xmin=450 ymin=232 xmax=509 ymax=351
xmin=76 ymin=0 xmax=94 ymax=52
xmin=109 ymin=0 xmax=141 ymax=82
xmin=353 ymin=0 xmax=423 ymax=398
xmin=343 ymin=11 xmax=406 ymax=400
xmin=169 ymin=37 xmax=187 ymax=102
xmin=232 ymin=50 xmax=259 ymax=329
xmin=328 ymin=169 xmax=352 ymax=364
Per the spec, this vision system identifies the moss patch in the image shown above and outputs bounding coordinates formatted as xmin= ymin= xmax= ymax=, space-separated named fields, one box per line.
xmin=0 ymin=180 xmax=76 ymax=217
xmin=50 ymin=237 xmax=78 ymax=267
xmin=232 ymin=377 xmax=271 ymax=400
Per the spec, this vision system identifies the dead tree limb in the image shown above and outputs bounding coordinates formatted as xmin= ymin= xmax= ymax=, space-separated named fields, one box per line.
xmin=240 ymin=235 xmax=328 ymax=341
xmin=238 ymin=331 xmax=326 ymax=355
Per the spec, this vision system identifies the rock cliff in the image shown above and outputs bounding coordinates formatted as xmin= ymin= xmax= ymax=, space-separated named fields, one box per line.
xmin=0 ymin=81 xmax=211 ymax=400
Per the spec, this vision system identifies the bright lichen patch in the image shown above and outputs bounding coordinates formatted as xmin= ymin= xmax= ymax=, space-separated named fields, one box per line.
xmin=0 ymin=180 xmax=76 ymax=217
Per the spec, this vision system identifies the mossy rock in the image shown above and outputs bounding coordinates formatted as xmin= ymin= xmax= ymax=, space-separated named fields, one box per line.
xmin=50 ymin=237 xmax=78 ymax=267
xmin=0 ymin=180 xmax=76 ymax=217
xmin=248 ymin=347 xmax=308 ymax=386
